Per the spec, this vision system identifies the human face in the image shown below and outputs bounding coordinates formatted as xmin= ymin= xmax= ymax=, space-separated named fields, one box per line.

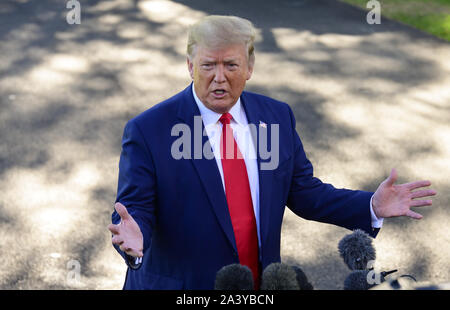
xmin=187 ymin=44 xmax=254 ymax=114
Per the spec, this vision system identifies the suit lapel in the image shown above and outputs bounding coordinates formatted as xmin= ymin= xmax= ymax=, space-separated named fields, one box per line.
xmin=176 ymin=84 xmax=238 ymax=254
xmin=240 ymin=92 xmax=273 ymax=251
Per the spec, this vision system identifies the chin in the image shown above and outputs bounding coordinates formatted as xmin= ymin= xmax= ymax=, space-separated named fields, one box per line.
xmin=207 ymin=100 xmax=235 ymax=114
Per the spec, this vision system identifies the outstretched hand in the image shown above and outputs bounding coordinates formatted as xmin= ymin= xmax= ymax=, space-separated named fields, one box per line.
xmin=372 ymin=168 xmax=437 ymax=220
xmin=108 ymin=202 xmax=144 ymax=258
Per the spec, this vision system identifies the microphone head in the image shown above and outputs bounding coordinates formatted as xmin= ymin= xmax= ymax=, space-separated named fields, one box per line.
xmin=291 ymin=265 xmax=314 ymax=290
xmin=260 ymin=263 xmax=299 ymax=290
xmin=338 ymin=229 xmax=376 ymax=270
xmin=215 ymin=264 xmax=254 ymax=290
xmin=344 ymin=270 xmax=385 ymax=290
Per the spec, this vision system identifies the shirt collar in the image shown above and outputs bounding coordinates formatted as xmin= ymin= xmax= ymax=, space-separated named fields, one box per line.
xmin=192 ymin=84 xmax=245 ymax=127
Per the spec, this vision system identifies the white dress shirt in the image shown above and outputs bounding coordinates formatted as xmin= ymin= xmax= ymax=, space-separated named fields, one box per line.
xmin=192 ymin=86 xmax=383 ymax=249
xmin=192 ymin=87 xmax=262 ymax=248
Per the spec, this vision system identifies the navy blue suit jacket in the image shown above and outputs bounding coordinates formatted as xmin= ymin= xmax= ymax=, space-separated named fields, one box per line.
xmin=112 ymin=84 xmax=378 ymax=289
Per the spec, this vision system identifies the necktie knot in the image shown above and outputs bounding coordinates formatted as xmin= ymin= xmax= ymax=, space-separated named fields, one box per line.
xmin=219 ymin=113 xmax=232 ymax=125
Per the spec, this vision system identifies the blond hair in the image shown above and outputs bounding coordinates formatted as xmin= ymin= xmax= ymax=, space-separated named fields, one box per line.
xmin=187 ymin=15 xmax=256 ymax=65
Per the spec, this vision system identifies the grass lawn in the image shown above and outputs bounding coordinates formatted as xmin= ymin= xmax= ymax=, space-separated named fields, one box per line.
xmin=340 ymin=0 xmax=450 ymax=41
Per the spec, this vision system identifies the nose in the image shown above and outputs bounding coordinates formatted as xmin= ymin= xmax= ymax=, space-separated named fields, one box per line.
xmin=213 ymin=64 xmax=226 ymax=84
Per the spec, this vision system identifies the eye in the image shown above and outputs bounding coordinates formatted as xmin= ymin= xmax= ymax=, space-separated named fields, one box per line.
xmin=201 ymin=63 xmax=213 ymax=70
xmin=227 ymin=63 xmax=238 ymax=70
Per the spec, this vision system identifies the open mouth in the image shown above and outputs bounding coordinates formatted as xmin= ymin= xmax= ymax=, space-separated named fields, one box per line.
xmin=212 ymin=89 xmax=227 ymax=98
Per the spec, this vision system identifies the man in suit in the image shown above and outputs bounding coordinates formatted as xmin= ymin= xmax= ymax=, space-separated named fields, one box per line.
xmin=108 ymin=15 xmax=436 ymax=290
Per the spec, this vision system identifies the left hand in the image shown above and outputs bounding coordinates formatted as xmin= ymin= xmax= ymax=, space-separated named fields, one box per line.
xmin=372 ymin=168 xmax=437 ymax=219
xmin=108 ymin=202 xmax=144 ymax=258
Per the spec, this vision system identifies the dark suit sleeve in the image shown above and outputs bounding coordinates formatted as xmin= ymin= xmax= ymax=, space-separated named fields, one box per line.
xmin=112 ymin=119 xmax=157 ymax=263
xmin=285 ymin=106 xmax=378 ymax=237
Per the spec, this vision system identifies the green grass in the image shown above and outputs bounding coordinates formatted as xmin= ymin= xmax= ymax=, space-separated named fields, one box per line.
xmin=340 ymin=0 xmax=450 ymax=41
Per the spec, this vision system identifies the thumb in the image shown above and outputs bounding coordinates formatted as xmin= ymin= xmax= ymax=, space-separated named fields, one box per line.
xmin=386 ymin=168 xmax=398 ymax=186
xmin=115 ymin=202 xmax=131 ymax=221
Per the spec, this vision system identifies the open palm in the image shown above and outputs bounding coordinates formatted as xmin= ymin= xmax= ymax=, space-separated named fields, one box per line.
xmin=372 ymin=168 xmax=436 ymax=220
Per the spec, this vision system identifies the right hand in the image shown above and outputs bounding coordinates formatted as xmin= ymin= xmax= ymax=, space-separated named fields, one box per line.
xmin=108 ymin=202 xmax=144 ymax=258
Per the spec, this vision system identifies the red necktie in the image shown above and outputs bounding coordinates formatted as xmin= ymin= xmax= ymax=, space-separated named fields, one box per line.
xmin=219 ymin=113 xmax=260 ymax=289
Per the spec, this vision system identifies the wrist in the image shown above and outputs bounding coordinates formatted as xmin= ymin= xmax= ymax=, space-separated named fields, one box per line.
xmin=370 ymin=195 xmax=384 ymax=230
xmin=371 ymin=195 xmax=381 ymax=219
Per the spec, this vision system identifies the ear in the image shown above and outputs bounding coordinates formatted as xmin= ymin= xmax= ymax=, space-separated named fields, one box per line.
xmin=246 ymin=62 xmax=254 ymax=81
xmin=187 ymin=57 xmax=194 ymax=80
xmin=246 ymin=54 xmax=255 ymax=80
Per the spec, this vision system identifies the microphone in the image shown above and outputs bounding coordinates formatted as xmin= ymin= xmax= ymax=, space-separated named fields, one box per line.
xmin=344 ymin=270 xmax=385 ymax=290
xmin=291 ymin=265 xmax=314 ymax=290
xmin=215 ymin=264 xmax=254 ymax=290
xmin=260 ymin=263 xmax=299 ymax=290
xmin=338 ymin=229 xmax=376 ymax=270
xmin=344 ymin=269 xmax=397 ymax=290
xmin=414 ymin=282 xmax=450 ymax=290
xmin=370 ymin=275 xmax=418 ymax=290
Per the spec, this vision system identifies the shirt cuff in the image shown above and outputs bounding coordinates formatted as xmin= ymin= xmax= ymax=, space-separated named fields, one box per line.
xmin=370 ymin=195 xmax=384 ymax=228
xmin=126 ymin=254 xmax=143 ymax=270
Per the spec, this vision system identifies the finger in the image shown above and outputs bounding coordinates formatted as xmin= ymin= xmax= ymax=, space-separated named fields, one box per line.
xmin=111 ymin=235 xmax=124 ymax=245
xmin=386 ymin=168 xmax=398 ymax=186
xmin=115 ymin=202 xmax=130 ymax=221
xmin=120 ymin=244 xmax=144 ymax=258
xmin=404 ymin=180 xmax=432 ymax=191
xmin=119 ymin=244 xmax=131 ymax=253
xmin=405 ymin=209 xmax=423 ymax=220
xmin=410 ymin=199 xmax=433 ymax=208
xmin=125 ymin=249 xmax=144 ymax=258
xmin=108 ymin=224 xmax=120 ymax=235
xmin=411 ymin=189 xmax=437 ymax=199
